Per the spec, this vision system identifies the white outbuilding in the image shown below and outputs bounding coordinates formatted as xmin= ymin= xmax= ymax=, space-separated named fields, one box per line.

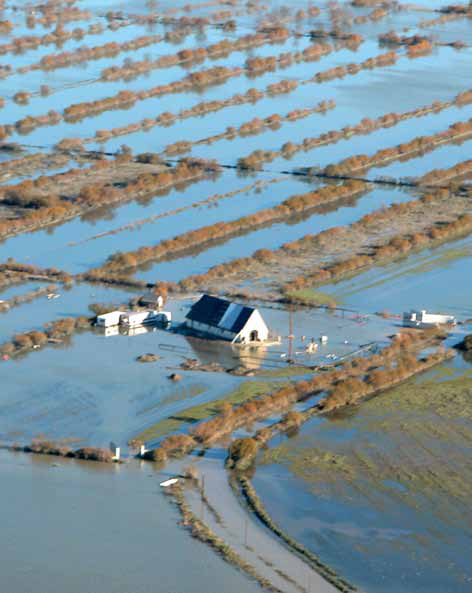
xmin=96 ymin=310 xmax=123 ymax=328
xmin=402 ymin=309 xmax=456 ymax=328
xmin=185 ymin=295 xmax=269 ymax=344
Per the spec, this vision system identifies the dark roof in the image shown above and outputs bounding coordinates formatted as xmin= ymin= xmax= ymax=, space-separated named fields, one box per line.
xmin=186 ymin=295 xmax=255 ymax=334
xmin=231 ymin=307 xmax=253 ymax=333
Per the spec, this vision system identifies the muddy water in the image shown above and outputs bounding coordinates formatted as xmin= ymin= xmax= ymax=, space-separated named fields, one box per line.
xmin=0 ymin=449 xmax=262 ymax=593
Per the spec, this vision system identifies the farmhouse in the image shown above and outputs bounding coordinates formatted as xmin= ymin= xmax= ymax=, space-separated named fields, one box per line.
xmin=185 ymin=294 xmax=269 ymax=343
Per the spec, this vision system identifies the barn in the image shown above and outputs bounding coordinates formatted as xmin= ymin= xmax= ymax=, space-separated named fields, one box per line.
xmin=185 ymin=295 xmax=269 ymax=344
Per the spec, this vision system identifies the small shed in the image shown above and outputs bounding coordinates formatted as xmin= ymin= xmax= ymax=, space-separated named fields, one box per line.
xmin=403 ymin=309 xmax=456 ymax=328
xmin=96 ymin=310 xmax=123 ymax=328
xmin=120 ymin=310 xmax=171 ymax=327
xmin=185 ymin=295 xmax=269 ymax=344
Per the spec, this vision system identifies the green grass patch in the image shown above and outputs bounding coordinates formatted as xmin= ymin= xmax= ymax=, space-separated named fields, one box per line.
xmin=284 ymin=288 xmax=338 ymax=307
xmin=256 ymin=365 xmax=315 ymax=378
xmin=141 ymin=384 xmax=207 ymax=415
xmin=134 ymin=380 xmax=284 ymax=442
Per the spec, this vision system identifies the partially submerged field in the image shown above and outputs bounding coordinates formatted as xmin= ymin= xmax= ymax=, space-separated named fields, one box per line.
xmin=254 ymin=363 xmax=472 ymax=593
xmin=1 ymin=0 xmax=472 ymax=592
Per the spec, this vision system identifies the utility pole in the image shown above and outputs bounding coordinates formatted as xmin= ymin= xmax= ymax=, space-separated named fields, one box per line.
xmin=200 ymin=475 xmax=205 ymax=520
xmin=288 ymin=308 xmax=294 ymax=364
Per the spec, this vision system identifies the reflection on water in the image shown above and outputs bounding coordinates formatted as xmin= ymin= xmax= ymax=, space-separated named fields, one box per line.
xmin=185 ymin=334 xmax=265 ymax=369
xmin=0 ymin=450 xmax=261 ymax=593
xmin=254 ymin=359 xmax=472 ymax=593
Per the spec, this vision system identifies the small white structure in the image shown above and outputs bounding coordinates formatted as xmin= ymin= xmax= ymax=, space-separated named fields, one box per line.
xmin=120 ymin=310 xmax=158 ymax=327
xmin=320 ymin=335 xmax=328 ymax=344
xmin=98 ymin=309 xmax=171 ymax=333
xmin=110 ymin=442 xmax=120 ymax=461
xmin=119 ymin=310 xmax=171 ymax=328
xmin=96 ymin=310 xmax=123 ymax=328
xmin=185 ymin=294 xmax=269 ymax=344
xmin=160 ymin=478 xmax=179 ymax=487
xmin=306 ymin=340 xmax=318 ymax=353
xmin=139 ymin=444 xmax=148 ymax=457
xmin=403 ymin=309 xmax=456 ymax=328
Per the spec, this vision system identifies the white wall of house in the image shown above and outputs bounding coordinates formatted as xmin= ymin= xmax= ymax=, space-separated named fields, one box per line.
xmin=235 ymin=310 xmax=269 ymax=343
xmin=186 ymin=308 xmax=269 ymax=343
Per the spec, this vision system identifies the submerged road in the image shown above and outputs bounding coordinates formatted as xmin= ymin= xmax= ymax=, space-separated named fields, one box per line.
xmin=170 ymin=454 xmax=344 ymax=593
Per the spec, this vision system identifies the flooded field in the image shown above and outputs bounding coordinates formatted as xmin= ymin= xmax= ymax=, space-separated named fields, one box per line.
xmin=0 ymin=449 xmax=263 ymax=593
xmin=1 ymin=0 xmax=472 ymax=591
xmin=0 ymin=300 xmax=394 ymax=447
xmin=324 ymin=235 xmax=472 ymax=316
xmin=254 ymin=358 xmax=472 ymax=593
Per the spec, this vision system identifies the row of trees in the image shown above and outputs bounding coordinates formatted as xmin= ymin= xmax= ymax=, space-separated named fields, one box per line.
xmin=0 ymin=156 xmax=220 ymax=240
xmin=121 ymin=160 xmax=472 ymax=299
xmin=284 ymin=209 xmax=472 ymax=293
xmin=0 ymin=261 xmax=72 ymax=282
xmin=88 ymin=179 xmax=366 ymax=276
xmin=12 ymin=439 xmax=113 ymax=462
xmin=237 ymin=89 xmax=472 ymax=170
xmin=0 ymin=23 xmax=105 ymax=55
xmin=29 ymin=34 xmax=163 ymax=72
xmin=24 ymin=5 xmax=93 ymax=28
xmin=310 ymin=28 xmax=363 ymax=44
xmin=0 ymin=151 xmax=70 ymax=180
xmin=419 ymin=156 xmax=472 ymax=185
xmin=227 ymin=344 xmax=451 ymax=470
xmin=82 ymin=83 xmax=305 ymax=146
xmin=0 ymin=285 xmax=56 ymax=313
xmin=0 ymin=315 xmax=90 ymax=357
xmin=322 ymin=116 xmax=472 ymax=177
xmin=100 ymin=27 xmax=289 ymax=82
xmin=99 ymin=35 xmax=336 ymax=84
xmin=377 ymin=33 xmax=434 ymax=58
xmin=144 ymin=330 xmax=448 ymax=461
xmin=4 ymin=43 xmax=357 ymax=139
xmin=164 ymin=99 xmax=335 ymax=155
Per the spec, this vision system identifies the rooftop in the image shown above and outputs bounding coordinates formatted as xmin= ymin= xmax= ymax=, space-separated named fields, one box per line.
xmin=186 ymin=295 xmax=255 ymax=335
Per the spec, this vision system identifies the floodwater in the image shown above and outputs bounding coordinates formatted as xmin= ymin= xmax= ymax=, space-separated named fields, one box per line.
xmin=133 ymin=186 xmax=415 ymax=283
xmin=0 ymin=299 xmax=394 ymax=449
xmin=252 ymin=355 xmax=472 ymax=593
xmin=324 ymin=234 xmax=472 ymax=318
xmin=2 ymin=1 xmax=472 ymax=592
xmin=250 ymin=226 xmax=472 ymax=593
xmin=0 ymin=449 xmax=262 ymax=593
